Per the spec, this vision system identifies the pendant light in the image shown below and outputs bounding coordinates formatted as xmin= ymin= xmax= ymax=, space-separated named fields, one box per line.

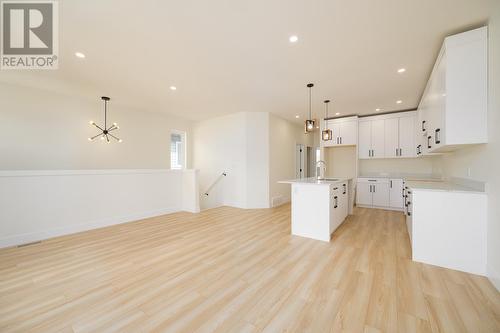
xmin=322 ymin=100 xmax=333 ymax=141
xmin=88 ymin=96 xmax=122 ymax=143
xmin=304 ymin=83 xmax=315 ymax=133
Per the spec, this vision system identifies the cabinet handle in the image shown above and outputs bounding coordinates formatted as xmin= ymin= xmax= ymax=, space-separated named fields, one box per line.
xmin=340 ymin=137 xmax=342 ymax=144
xmin=390 ymin=180 xmax=393 ymax=188
xmin=399 ymin=148 xmax=402 ymax=156
xmin=334 ymin=196 xmax=338 ymax=208
xmin=396 ymin=148 xmax=398 ymax=156
xmin=427 ymin=136 xmax=432 ymax=149
xmin=435 ymin=128 xmax=441 ymax=144
xmin=422 ymin=120 xmax=426 ymax=132
xmin=373 ymin=185 xmax=376 ymax=193
xmin=343 ymin=184 xmax=346 ymax=194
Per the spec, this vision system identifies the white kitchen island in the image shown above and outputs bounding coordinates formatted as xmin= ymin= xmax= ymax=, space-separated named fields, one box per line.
xmin=279 ymin=178 xmax=354 ymax=242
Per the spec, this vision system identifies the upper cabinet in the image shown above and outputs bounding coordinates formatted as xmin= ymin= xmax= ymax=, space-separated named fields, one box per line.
xmin=321 ymin=116 xmax=358 ymax=147
xmin=358 ymin=112 xmax=416 ymax=159
xmin=417 ymin=27 xmax=488 ymax=154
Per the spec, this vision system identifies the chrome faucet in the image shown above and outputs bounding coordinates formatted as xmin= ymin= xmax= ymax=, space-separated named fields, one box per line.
xmin=316 ymin=160 xmax=326 ymax=180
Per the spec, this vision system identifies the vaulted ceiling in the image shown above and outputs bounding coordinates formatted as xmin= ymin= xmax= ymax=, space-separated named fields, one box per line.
xmin=1 ymin=0 xmax=496 ymax=123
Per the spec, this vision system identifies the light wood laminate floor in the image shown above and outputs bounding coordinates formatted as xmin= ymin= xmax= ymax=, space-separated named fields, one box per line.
xmin=0 ymin=205 xmax=499 ymax=332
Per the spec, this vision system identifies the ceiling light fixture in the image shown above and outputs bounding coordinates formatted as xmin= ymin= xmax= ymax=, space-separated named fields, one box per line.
xmin=397 ymin=68 xmax=406 ymax=73
xmin=295 ymin=115 xmax=300 ymax=119
xmin=335 ymin=112 xmax=340 ymax=116
xmin=88 ymin=97 xmax=122 ymax=143
xmin=376 ymin=108 xmax=381 ymax=111
xmin=170 ymin=86 xmax=177 ymax=91
xmin=322 ymin=100 xmax=332 ymax=141
xmin=396 ymin=100 xmax=402 ymax=104
xmin=304 ymin=83 xmax=315 ymax=133
xmin=75 ymin=52 xmax=85 ymax=58
xmin=289 ymin=35 xmax=298 ymax=43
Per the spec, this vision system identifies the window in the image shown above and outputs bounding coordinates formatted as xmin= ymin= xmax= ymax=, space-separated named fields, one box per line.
xmin=170 ymin=130 xmax=186 ymax=170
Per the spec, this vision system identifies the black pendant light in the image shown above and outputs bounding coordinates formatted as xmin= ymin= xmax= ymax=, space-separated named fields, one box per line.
xmin=304 ymin=83 xmax=315 ymax=133
xmin=88 ymin=96 xmax=122 ymax=143
xmin=322 ymin=100 xmax=333 ymax=141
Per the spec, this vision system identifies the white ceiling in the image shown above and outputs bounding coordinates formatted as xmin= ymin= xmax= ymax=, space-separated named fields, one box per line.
xmin=1 ymin=0 xmax=496 ymax=123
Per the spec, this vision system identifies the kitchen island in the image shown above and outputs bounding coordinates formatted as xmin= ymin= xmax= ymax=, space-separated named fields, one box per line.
xmin=279 ymin=178 xmax=354 ymax=242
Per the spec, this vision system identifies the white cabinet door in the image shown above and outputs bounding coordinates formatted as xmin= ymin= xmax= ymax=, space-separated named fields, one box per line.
xmin=356 ymin=182 xmax=372 ymax=206
xmin=358 ymin=121 xmax=371 ymax=159
xmin=384 ymin=118 xmax=399 ymax=158
xmin=370 ymin=119 xmax=385 ymax=158
xmin=331 ymin=188 xmax=342 ymax=233
xmin=332 ymin=123 xmax=341 ymax=145
xmin=399 ymin=116 xmax=416 ymax=157
xmin=389 ymin=179 xmax=404 ymax=209
xmin=372 ymin=182 xmax=390 ymax=207
xmin=339 ymin=182 xmax=348 ymax=221
xmin=340 ymin=120 xmax=357 ymax=145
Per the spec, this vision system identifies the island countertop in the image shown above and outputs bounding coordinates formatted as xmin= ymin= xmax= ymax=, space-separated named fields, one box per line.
xmin=278 ymin=177 xmax=352 ymax=185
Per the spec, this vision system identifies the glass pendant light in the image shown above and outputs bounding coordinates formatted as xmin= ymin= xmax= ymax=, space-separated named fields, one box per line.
xmin=304 ymin=83 xmax=315 ymax=133
xmin=322 ymin=100 xmax=333 ymax=141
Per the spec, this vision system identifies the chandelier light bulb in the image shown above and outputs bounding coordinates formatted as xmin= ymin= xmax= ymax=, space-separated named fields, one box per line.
xmin=89 ymin=121 xmax=94 ymax=125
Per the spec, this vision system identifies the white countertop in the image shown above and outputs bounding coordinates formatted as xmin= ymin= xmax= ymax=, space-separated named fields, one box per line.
xmin=278 ymin=177 xmax=352 ymax=185
xmin=405 ymin=180 xmax=485 ymax=194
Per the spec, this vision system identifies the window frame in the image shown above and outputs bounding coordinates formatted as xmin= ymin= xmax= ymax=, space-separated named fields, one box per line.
xmin=170 ymin=130 xmax=187 ymax=170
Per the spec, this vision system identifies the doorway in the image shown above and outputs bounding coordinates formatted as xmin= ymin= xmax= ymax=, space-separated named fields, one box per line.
xmin=296 ymin=144 xmax=317 ymax=179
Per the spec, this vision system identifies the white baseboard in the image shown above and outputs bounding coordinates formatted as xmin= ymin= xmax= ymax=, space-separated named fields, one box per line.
xmin=0 ymin=206 xmax=180 ymax=249
xmin=487 ymin=263 xmax=500 ymax=292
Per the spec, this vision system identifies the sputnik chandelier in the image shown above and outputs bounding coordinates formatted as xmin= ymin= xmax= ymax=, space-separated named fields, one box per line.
xmin=88 ymin=96 xmax=122 ymax=143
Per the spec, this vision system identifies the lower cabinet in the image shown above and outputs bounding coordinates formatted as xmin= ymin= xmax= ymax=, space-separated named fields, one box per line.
xmin=389 ymin=179 xmax=404 ymax=209
xmin=330 ymin=182 xmax=349 ymax=234
xmin=356 ymin=178 xmax=403 ymax=210
xmin=409 ymin=187 xmax=487 ymax=275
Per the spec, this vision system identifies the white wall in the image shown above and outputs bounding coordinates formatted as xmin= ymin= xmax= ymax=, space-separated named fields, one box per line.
xmin=193 ymin=112 xmax=269 ymax=209
xmin=324 ymin=146 xmax=357 ymax=178
xmin=359 ymin=156 xmax=442 ymax=176
xmin=269 ymin=114 xmax=313 ymax=207
xmin=0 ymin=169 xmax=199 ymax=248
xmin=440 ymin=6 xmax=500 ymax=290
xmin=194 ymin=112 xmax=312 ymax=209
xmin=0 ymin=83 xmax=193 ymax=170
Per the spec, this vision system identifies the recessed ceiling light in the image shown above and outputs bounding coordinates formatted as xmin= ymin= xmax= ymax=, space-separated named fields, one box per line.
xmin=289 ymin=35 xmax=298 ymax=43
xmin=75 ymin=52 xmax=85 ymax=58
xmin=316 ymin=126 xmax=319 ymax=129
xmin=335 ymin=112 xmax=340 ymax=116
xmin=295 ymin=115 xmax=300 ymax=119
xmin=396 ymin=100 xmax=402 ymax=104
xmin=397 ymin=68 xmax=406 ymax=73
xmin=375 ymin=108 xmax=381 ymax=111
xmin=170 ymin=86 xmax=177 ymax=91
